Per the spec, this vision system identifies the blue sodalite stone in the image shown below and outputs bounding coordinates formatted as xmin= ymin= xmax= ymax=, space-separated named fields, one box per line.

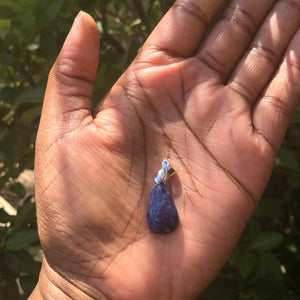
xmin=147 ymin=183 xmax=179 ymax=234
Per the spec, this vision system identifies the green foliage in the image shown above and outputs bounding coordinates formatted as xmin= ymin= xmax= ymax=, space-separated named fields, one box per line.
xmin=0 ymin=197 xmax=40 ymax=299
xmin=0 ymin=0 xmax=299 ymax=299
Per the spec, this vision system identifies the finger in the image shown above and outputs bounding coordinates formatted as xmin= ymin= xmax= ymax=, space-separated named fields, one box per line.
xmin=253 ymin=27 xmax=300 ymax=157
xmin=40 ymin=11 xmax=99 ymax=135
xmin=196 ymin=0 xmax=275 ymax=80
xmin=228 ymin=0 xmax=300 ymax=105
xmin=144 ymin=0 xmax=224 ymax=57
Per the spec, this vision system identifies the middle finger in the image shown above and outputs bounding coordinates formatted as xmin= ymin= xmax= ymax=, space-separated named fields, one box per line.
xmin=196 ymin=0 xmax=275 ymax=81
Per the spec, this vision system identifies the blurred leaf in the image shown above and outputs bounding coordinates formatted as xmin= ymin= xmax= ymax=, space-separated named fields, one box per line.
xmin=46 ymin=0 xmax=64 ymax=21
xmin=229 ymin=246 xmax=257 ymax=279
xmin=19 ymin=106 xmax=41 ymax=125
xmin=0 ymin=19 xmax=11 ymax=39
xmin=5 ymin=229 xmax=39 ymax=251
xmin=9 ymin=182 xmax=26 ymax=198
xmin=20 ymin=10 xmax=36 ymax=27
xmin=13 ymin=202 xmax=36 ymax=233
xmin=250 ymin=231 xmax=284 ymax=251
xmin=19 ymin=0 xmax=37 ymax=9
xmin=27 ymin=43 xmax=39 ymax=51
xmin=286 ymin=243 xmax=297 ymax=253
xmin=130 ymin=18 xmax=142 ymax=28
xmin=253 ymin=197 xmax=282 ymax=218
xmin=19 ymin=274 xmax=39 ymax=297
xmin=249 ymin=252 xmax=285 ymax=298
xmin=0 ymin=87 xmax=18 ymax=104
xmin=291 ymin=102 xmax=300 ymax=122
xmin=4 ymin=250 xmax=40 ymax=274
xmin=0 ymin=0 xmax=20 ymax=10
xmin=16 ymin=87 xmax=44 ymax=104
xmin=197 ymin=276 xmax=239 ymax=300
xmin=276 ymin=147 xmax=299 ymax=171
xmin=243 ymin=219 xmax=262 ymax=239
xmin=40 ymin=30 xmax=57 ymax=56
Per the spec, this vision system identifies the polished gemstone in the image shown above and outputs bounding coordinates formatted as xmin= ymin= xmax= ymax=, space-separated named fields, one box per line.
xmin=147 ymin=183 xmax=179 ymax=234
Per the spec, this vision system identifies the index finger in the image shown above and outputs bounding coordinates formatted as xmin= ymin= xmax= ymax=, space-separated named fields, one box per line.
xmin=144 ymin=0 xmax=225 ymax=57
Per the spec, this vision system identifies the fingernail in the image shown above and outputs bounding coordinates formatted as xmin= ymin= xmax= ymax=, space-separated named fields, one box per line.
xmin=74 ymin=10 xmax=83 ymax=23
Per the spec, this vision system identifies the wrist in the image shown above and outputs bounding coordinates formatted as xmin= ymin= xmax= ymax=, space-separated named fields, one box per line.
xmin=29 ymin=257 xmax=107 ymax=300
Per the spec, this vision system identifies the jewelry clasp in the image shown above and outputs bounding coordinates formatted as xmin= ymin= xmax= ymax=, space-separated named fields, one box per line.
xmin=154 ymin=159 xmax=175 ymax=184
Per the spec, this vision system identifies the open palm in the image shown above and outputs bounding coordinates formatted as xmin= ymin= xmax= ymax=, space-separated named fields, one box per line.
xmin=33 ymin=1 xmax=300 ymax=299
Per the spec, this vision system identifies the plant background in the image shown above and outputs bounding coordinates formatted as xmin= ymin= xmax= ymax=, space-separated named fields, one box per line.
xmin=0 ymin=0 xmax=299 ymax=299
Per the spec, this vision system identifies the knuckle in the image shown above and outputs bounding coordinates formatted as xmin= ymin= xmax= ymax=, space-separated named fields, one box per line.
xmin=173 ymin=0 xmax=210 ymax=27
xmin=251 ymin=42 xmax=278 ymax=66
xmin=263 ymin=95 xmax=291 ymax=122
xmin=222 ymin=5 xmax=259 ymax=36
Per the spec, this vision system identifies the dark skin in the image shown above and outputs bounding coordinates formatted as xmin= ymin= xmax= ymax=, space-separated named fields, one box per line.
xmin=30 ymin=0 xmax=300 ymax=299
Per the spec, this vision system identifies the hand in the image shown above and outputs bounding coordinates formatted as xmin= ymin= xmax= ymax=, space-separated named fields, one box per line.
xmin=31 ymin=1 xmax=300 ymax=299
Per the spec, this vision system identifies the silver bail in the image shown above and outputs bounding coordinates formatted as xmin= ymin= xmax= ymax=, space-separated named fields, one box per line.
xmin=154 ymin=160 xmax=175 ymax=184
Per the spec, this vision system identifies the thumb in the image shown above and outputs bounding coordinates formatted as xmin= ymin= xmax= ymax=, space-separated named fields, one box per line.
xmin=40 ymin=11 xmax=99 ymax=136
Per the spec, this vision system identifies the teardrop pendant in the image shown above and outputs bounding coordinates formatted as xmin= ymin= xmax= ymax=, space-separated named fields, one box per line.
xmin=147 ymin=160 xmax=179 ymax=234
